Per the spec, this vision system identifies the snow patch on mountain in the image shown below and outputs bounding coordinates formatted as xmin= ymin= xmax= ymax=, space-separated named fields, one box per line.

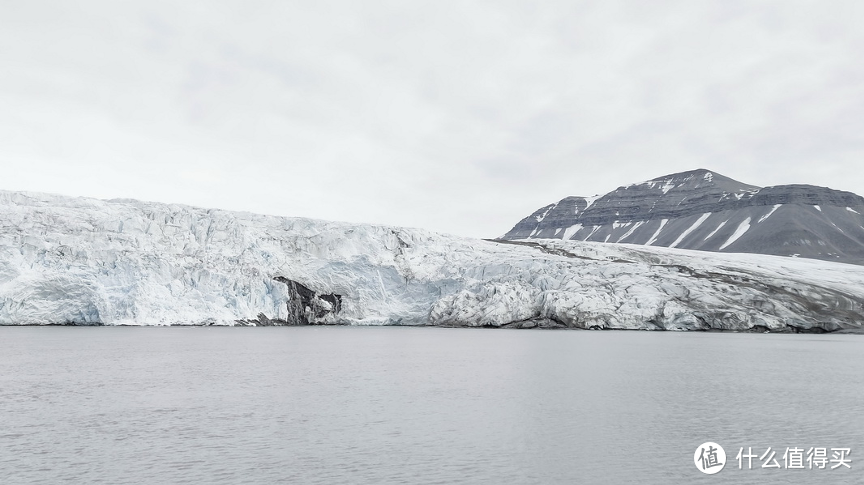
xmin=704 ymin=220 xmax=727 ymax=241
xmin=535 ymin=204 xmax=556 ymax=222
xmin=758 ymin=204 xmax=782 ymax=223
xmin=646 ymin=219 xmax=668 ymax=246
xmin=719 ymin=217 xmax=752 ymax=250
xmin=562 ymin=224 xmax=582 ymax=241
xmin=584 ymin=226 xmax=601 ymax=241
xmin=617 ymin=221 xmax=645 ymax=243
xmin=670 ymin=213 xmax=711 ymax=248
xmin=583 ymin=195 xmax=601 ymax=210
xmin=660 ymin=179 xmax=677 ymax=194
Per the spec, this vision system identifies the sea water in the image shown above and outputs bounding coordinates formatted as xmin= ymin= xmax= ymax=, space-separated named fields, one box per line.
xmin=0 ymin=327 xmax=861 ymax=484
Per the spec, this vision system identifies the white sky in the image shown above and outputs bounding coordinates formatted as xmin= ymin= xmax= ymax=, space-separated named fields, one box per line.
xmin=2 ymin=1 xmax=863 ymax=238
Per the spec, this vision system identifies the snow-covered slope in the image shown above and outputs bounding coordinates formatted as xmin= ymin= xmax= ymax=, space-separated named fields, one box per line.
xmin=1 ymin=190 xmax=863 ymax=331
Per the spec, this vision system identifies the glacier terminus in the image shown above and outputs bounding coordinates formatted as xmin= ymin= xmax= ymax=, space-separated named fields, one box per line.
xmin=1 ymin=190 xmax=862 ymax=332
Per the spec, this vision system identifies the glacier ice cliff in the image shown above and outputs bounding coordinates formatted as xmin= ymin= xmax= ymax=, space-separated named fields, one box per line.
xmin=1 ymin=190 xmax=863 ymax=332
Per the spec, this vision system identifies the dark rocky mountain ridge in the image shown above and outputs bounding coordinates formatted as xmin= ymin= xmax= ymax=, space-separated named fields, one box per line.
xmin=502 ymin=169 xmax=864 ymax=265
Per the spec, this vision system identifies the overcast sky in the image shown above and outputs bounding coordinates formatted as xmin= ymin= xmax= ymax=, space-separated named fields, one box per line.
xmin=2 ymin=1 xmax=863 ymax=237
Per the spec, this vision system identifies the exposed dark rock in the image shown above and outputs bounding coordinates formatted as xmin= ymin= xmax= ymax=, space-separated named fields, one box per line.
xmin=237 ymin=278 xmax=343 ymax=326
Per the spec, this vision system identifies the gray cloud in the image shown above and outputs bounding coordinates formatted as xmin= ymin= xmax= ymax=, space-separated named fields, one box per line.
xmin=1 ymin=0 xmax=863 ymax=237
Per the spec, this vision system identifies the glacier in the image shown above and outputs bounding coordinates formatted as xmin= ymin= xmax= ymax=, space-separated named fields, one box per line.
xmin=1 ymin=190 xmax=863 ymax=332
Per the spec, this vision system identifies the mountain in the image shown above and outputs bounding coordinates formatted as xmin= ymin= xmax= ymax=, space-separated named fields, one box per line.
xmin=501 ymin=169 xmax=864 ymax=265
xmin=0 ymin=190 xmax=863 ymax=332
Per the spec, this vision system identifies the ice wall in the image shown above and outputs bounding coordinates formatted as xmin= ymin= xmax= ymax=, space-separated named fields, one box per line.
xmin=1 ymin=190 xmax=863 ymax=331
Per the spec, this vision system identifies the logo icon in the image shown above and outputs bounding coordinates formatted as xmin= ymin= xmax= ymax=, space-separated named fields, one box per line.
xmin=695 ymin=442 xmax=726 ymax=475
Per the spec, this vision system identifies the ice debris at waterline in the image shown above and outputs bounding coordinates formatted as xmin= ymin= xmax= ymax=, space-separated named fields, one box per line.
xmin=1 ymin=190 xmax=863 ymax=332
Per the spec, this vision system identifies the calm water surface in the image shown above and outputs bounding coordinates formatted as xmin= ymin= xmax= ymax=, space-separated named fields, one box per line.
xmin=0 ymin=327 xmax=862 ymax=484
